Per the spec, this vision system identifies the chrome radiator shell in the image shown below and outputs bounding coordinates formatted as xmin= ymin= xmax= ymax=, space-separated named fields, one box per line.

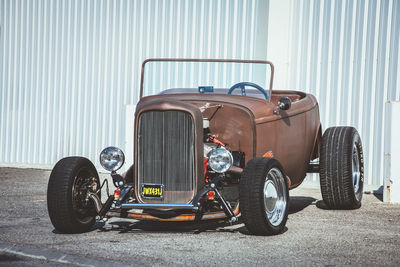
xmin=134 ymin=99 xmax=204 ymax=204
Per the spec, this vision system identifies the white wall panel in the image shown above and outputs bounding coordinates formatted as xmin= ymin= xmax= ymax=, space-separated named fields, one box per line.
xmin=269 ymin=0 xmax=400 ymax=189
xmin=0 ymin=0 xmax=268 ymax=169
xmin=2 ymin=0 xmax=397 ymax=190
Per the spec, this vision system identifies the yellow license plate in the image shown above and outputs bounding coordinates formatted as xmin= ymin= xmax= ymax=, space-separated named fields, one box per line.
xmin=141 ymin=184 xmax=164 ymax=198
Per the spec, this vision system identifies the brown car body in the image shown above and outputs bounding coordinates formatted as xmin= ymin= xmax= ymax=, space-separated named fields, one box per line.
xmin=135 ymin=89 xmax=320 ymax=190
xmin=47 ymin=59 xmax=364 ymax=235
xmin=118 ymin=59 xmax=321 ymax=221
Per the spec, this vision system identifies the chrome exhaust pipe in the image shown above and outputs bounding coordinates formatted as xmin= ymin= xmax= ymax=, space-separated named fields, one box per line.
xmin=88 ymin=192 xmax=102 ymax=213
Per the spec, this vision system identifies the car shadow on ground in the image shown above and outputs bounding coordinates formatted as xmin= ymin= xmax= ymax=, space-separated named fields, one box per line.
xmin=372 ymin=186 xmax=384 ymax=201
xmin=93 ymin=196 xmax=317 ymax=235
xmin=289 ymin=196 xmax=317 ymax=214
xmin=314 ymin=192 xmax=374 ymax=209
xmin=96 ymin=219 xmax=243 ymax=234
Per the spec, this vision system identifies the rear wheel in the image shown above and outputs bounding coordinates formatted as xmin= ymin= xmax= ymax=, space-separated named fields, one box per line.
xmin=47 ymin=157 xmax=100 ymax=233
xmin=240 ymin=157 xmax=289 ymax=235
xmin=319 ymin=127 xmax=364 ymax=209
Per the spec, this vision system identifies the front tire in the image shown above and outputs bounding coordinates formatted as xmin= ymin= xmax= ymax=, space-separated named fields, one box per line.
xmin=240 ymin=157 xmax=289 ymax=235
xmin=47 ymin=157 xmax=100 ymax=233
xmin=319 ymin=127 xmax=364 ymax=209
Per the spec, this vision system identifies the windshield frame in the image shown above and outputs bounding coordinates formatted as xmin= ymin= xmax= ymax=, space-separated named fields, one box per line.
xmin=140 ymin=58 xmax=275 ymax=101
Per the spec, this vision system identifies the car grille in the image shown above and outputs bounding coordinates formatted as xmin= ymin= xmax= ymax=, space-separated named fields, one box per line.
xmin=137 ymin=110 xmax=195 ymax=203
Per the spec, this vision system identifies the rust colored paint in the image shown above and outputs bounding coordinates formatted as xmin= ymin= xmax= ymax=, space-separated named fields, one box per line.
xmin=134 ymin=88 xmax=320 ymax=191
xmin=138 ymin=93 xmax=258 ymax=160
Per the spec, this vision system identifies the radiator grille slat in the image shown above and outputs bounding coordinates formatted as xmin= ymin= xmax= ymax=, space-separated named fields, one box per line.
xmin=138 ymin=111 xmax=194 ymax=198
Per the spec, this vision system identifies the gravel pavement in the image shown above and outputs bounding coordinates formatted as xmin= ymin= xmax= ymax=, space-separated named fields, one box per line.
xmin=1 ymin=167 xmax=400 ymax=266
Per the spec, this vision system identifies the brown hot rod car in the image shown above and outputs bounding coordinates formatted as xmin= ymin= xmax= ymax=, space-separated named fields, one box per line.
xmin=47 ymin=59 xmax=364 ymax=235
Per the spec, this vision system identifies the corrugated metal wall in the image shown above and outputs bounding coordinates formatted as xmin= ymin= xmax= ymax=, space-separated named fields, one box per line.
xmin=1 ymin=0 xmax=398 ymax=190
xmin=284 ymin=0 xmax=400 ymax=189
xmin=0 ymin=0 xmax=267 ymax=168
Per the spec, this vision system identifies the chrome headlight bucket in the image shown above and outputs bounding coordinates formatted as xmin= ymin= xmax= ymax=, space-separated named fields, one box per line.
xmin=99 ymin=146 xmax=125 ymax=172
xmin=208 ymin=147 xmax=233 ymax=173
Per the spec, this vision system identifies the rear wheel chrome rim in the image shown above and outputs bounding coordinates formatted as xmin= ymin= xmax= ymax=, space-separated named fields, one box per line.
xmin=352 ymin=144 xmax=361 ymax=196
xmin=263 ymin=168 xmax=287 ymax=226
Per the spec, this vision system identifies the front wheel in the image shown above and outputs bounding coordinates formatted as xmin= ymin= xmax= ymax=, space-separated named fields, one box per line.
xmin=240 ymin=157 xmax=289 ymax=235
xmin=47 ymin=157 xmax=100 ymax=233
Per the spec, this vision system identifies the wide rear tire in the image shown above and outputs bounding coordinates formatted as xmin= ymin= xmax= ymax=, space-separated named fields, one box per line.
xmin=47 ymin=157 xmax=100 ymax=233
xmin=319 ymin=127 xmax=364 ymax=209
xmin=240 ymin=157 xmax=289 ymax=235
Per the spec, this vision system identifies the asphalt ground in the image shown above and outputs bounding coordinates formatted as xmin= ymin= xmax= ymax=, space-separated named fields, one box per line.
xmin=1 ymin=167 xmax=400 ymax=266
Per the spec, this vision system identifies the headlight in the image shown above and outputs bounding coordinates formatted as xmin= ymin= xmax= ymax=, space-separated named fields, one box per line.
xmin=208 ymin=147 xmax=233 ymax=173
xmin=204 ymin=143 xmax=217 ymax=158
xmin=99 ymin=146 xmax=125 ymax=172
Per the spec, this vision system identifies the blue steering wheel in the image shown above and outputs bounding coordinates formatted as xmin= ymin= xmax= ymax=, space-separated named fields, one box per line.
xmin=227 ymin=82 xmax=269 ymax=101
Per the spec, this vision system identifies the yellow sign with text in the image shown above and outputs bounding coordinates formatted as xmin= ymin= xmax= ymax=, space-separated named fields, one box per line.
xmin=141 ymin=184 xmax=163 ymax=198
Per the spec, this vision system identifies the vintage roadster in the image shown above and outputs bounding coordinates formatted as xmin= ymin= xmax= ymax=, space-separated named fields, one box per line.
xmin=47 ymin=59 xmax=364 ymax=235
